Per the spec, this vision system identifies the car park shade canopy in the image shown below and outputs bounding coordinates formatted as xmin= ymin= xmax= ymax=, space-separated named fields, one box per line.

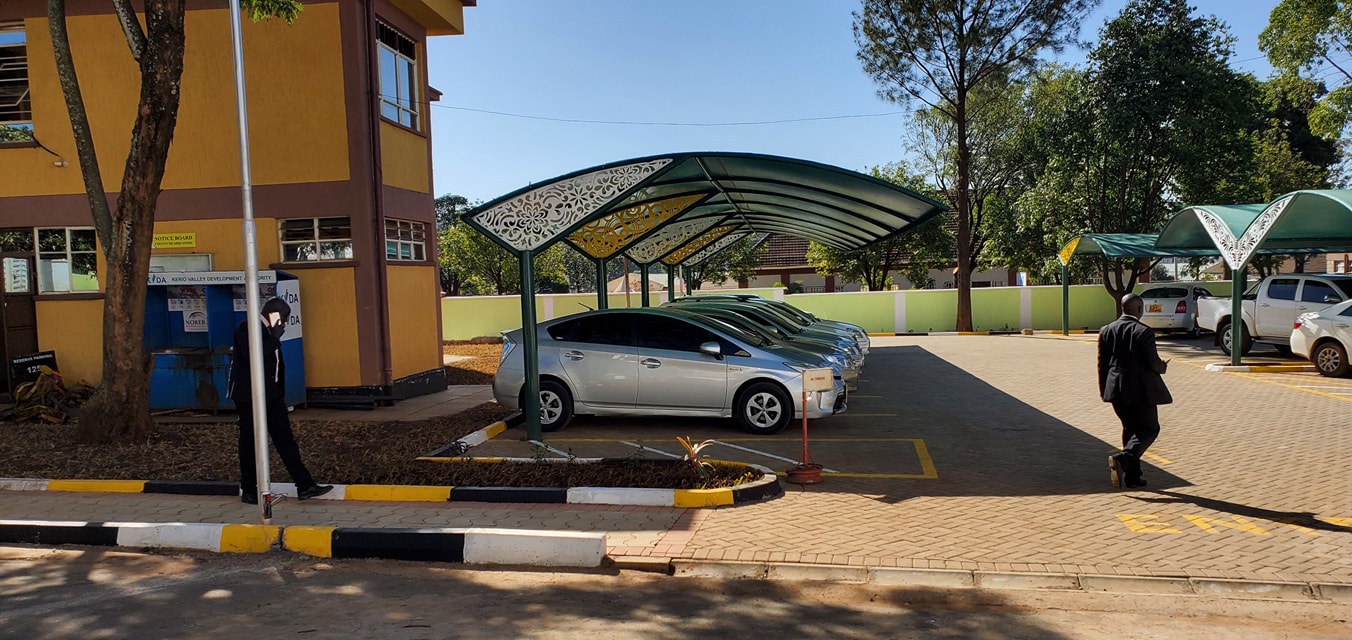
xmin=1155 ymin=191 xmax=1352 ymax=269
xmin=460 ymin=152 xmax=950 ymax=264
xmin=1057 ymin=233 xmax=1220 ymax=265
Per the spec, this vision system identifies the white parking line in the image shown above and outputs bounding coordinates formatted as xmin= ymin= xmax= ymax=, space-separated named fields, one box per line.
xmin=620 ymin=441 xmax=683 ymax=459
xmin=710 ymin=439 xmax=840 ymax=473
xmin=527 ymin=440 xmax=575 ymax=459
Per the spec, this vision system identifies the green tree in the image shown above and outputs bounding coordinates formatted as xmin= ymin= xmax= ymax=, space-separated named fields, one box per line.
xmin=681 ymin=235 xmax=766 ymax=291
xmin=0 ymin=125 xmax=32 ymax=142
xmin=439 ymin=223 xmax=565 ymax=295
xmin=559 ymin=244 xmax=598 ymax=293
xmin=47 ymin=0 xmax=302 ymax=443
xmin=854 ymin=0 xmax=1095 ymax=330
xmin=1028 ymin=0 xmax=1258 ymax=310
xmin=804 ymin=163 xmax=953 ymax=290
xmin=1260 ymin=0 xmax=1352 ymax=138
xmin=434 ymin=194 xmax=474 ymax=295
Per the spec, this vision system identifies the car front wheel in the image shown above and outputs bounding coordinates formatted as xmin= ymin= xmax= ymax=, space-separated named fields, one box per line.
xmin=735 ymin=382 xmax=792 ymax=435
xmin=1313 ymin=341 xmax=1350 ymax=377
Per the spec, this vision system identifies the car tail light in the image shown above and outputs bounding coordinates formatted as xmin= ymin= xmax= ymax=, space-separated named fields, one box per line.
xmin=1175 ymin=301 xmax=1188 ymax=314
xmin=1294 ymin=320 xmax=1302 ymax=330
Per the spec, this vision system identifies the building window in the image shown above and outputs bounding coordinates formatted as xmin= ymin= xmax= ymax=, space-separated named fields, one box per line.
xmin=0 ymin=22 xmax=33 ymax=142
xmin=35 ymin=228 xmax=98 ymax=293
xmin=280 ymin=218 xmax=353 ymax=262
xmin=377 ymin=21 xmax=419 ymax=129
xmin=1335 ymin=260 xmax=1346 ymax=274
xmin=385 ymin=219 xmax=426 ymax=261
xmin=150 ymin=254 xmax=213 ymax=272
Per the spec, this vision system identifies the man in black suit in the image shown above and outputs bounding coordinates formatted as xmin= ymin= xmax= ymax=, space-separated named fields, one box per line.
xmin=1098 ymin=293 xmax=1172 ymax=489
xmin=228 ymin=297 xmax=331 ymax=505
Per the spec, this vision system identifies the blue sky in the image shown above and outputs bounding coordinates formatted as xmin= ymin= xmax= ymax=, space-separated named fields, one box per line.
xmin=427 ymin=0 xmax=1279 ymax=203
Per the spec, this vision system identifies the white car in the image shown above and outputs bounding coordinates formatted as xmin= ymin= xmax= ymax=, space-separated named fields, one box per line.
xmin=1139 ymin=284 xmax=1213 ymax=334
xmin=1292 ymin=299 xmax=1352 ymax=377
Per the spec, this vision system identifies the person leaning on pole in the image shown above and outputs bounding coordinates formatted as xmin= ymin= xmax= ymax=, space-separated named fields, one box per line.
xmin=227 ymin=297 xmax=332 ymax=504
xmin=1097 ymin=293 xmax=1172 ymax=490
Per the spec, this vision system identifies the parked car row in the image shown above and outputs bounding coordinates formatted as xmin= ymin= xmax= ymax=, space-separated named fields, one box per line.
xmin=491 ymin=295 xmax=868 ymax=434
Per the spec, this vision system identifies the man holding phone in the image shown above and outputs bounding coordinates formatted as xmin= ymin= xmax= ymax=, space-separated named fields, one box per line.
xmin=1098 ymin=293 xmax=1172 ymax=490
xmin=228 ymin=296 xmax=331 ymax=504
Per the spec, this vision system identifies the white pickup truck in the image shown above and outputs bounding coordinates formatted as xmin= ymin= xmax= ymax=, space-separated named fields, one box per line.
xmin=1196 ymin=274 xmax=1352 ymax=355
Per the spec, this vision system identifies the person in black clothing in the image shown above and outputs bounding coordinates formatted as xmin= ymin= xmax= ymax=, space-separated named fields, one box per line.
xmin=1098 ymin=293 xmax=1172 ymax=490
xmin=229 ymin=297 xmax=331 ymax=504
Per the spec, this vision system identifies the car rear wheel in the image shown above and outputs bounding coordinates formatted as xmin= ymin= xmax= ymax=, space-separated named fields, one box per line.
xmin=735 ymin=382 xmax=792 ymax=435
xmin=524 ymin=379 xmax=573 ymax=432
xmin=1313 ymin=341 xmax=1350 ymax=377
xmin=1218 ymin=321 xmax=1252 ymax=356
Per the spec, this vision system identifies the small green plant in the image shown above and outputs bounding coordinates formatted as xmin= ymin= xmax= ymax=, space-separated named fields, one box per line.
xmin=677 ymin=436 xmax=716 ymax=479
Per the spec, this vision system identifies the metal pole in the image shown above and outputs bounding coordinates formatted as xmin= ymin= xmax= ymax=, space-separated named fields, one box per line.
xmin=1231 ymin=262 xmax=1245 ymax=366
xmin=1061 ymin=263 xmax=1069 ymax=336
xmin=595 ymin=257 xmax=607 ymax=309
xmin=667 ymin=264 xmax=676 ymax=301
xmin=519 ymin=250 xmax=542 ymax=441
xmin=640 ymin=266 xmax=651 ymax=307
xmin=228 ymin=0 xmax=271 ymax=523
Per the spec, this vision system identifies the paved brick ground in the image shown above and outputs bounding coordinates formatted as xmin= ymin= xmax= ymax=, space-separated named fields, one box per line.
xmin=4 ymin=335 xmax=1350 ymax=584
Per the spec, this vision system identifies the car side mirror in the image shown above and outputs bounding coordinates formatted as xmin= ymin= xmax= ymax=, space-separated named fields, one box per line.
xmin=1326 ymin=295 xmax=1341 ymax=304
xmin=698 ymin=341 xmax=723 ymax=360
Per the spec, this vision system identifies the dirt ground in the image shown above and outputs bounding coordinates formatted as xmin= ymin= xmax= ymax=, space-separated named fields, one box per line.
xmin=2 ymin=545 xmax=1347 ymax=640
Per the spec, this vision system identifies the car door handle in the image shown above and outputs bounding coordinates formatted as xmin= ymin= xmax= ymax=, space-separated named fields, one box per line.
xmin=1338 ymin=323 xmax=1350 ymax=329
xmin=640 ymin=358 xmax=662 ymax=369
xmin=1297 ymin=306 xmax=1308 ymax=310
xmin=563 ymin=350 xmax=585 ymax=361
xmin=1260 ymin=303 xmax=1271 ymax=307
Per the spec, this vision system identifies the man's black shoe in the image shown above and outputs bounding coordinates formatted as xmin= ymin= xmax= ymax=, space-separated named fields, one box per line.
xmin=297 ymin=484 xmax=333 ymax=500
xmin=1125 ymin=478 xmax=1148 ymax=489
xmin=241 ymin=493 xmax=258 ymax=505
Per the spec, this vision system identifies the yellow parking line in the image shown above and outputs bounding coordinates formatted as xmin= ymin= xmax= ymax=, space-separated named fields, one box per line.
xmin=1227 ymin=371 xmax=1352 ymax=403
xmin=1143 ymin=451 xmax=1172 ymax=465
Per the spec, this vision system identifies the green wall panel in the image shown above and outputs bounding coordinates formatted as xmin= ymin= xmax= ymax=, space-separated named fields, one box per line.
xmin=786 ymin=292 xmax=895 ymax=333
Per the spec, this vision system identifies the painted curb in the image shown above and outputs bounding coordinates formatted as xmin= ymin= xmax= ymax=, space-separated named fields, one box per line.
xmin=0 ymin=519 xmax=604 ymax=567
xmin=878 ymin=330 xmax=1082 ymax=337
xmin=0 ymin=462 xmax=783 ymax=508
xmin=1204 ymin=363 xmax=1316 ymax=373
xmin=666 ymin=561 xmax=1349 ymax=600
xmin=422 ymin=412 xmax=526 ymax=458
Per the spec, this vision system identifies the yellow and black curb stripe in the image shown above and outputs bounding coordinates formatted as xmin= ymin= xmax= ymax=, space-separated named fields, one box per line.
xmin=0 ymin=520 xmax=606 ymax=566
xmin=1204 ymin=363 xmax=1317 ymax=373
xmin=0 ymin=463 xmax=783 ymax=509
xmin=422 ymin=412 xmax=525 ymax=458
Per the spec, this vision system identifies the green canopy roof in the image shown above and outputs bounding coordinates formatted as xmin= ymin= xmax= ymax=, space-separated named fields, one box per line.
xmin=1156 ymin=191 xmax=1352 ymax=268
xmin=461 ymin=152 xmax=950 ymax=266
xmin=1057 ymin=233 xmax=1219 ymax=265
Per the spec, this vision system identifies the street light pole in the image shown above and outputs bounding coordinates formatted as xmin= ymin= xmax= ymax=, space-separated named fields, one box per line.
xmin=227 ymin=0 xmax=272 ymax=523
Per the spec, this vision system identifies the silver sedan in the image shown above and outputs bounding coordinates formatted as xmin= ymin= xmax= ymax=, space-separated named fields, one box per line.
xmin=492 ymin=308 xmax=847 ymax=434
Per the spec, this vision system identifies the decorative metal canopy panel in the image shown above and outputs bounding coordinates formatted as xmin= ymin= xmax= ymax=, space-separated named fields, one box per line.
xmin=565 ymin=193 xmax=708 ymax=259
xmin=463 ymin=152 xmax=949 ymax=259
xmin=680 ymin=231 xmax=768 ymax=268
xmin=659 ymin=224 xmax=739 ymax=266
xmin=467 ymin=158 xmax=672 ymax=252
xmin=624 ymin=216 xmax=726 ymax=264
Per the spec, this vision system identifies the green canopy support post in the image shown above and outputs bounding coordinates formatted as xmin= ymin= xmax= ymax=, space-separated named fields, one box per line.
xmin=595 ymin=257 xmax=608 ymax=309
xmin=667 ymin=265 xmax=676 ymax=301
xmin=640 ymin=267 xmax=651 ymax=307
xmin=1231 ymin=262 xmax=1246 ymax=367
xmin=1062 ymin=263 xmax=1070 ymax=336
xmin=519 ymin=250 xmax=542 ymax=441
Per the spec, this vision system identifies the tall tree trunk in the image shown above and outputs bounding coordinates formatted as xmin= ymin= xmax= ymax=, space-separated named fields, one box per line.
xmin=74 ymin=0 xmax=187 ymax=443
xmin=954 ymin=104 xmax=974 ymax=332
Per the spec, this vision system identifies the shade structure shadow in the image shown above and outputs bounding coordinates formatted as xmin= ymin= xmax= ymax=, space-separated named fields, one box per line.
xmin=783 ymin=344 xmax=1189 ymax=501
xmin=499 ymin=343 xmax=1188 ymax=502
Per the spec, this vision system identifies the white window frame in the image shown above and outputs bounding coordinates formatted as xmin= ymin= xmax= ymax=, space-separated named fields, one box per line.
xmin=279 ymin=217 xmax=354 ymax=262
xmin=384 ymin=219 xmax=426 ymax=261
xmin=0 ymin=22 xmax=33 ymax=136
xmin=376 ymin=21 xmax=419 ymax=130
xmin=150 ymin=254 xmax=213 ymax=272
xmin=35 ymin=227 xmax=98 ymax=293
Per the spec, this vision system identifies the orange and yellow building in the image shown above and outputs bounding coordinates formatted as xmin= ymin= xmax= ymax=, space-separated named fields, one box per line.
xmin=0 ymin=0 xmax=471 ymax=403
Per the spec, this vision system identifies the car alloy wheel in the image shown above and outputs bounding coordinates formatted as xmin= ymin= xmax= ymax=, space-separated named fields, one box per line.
xmin=1314 ymin=341 xmax=1350 ymax=377
xmin=528 ymin=379 xmax=574 ymax=432
xmin=735 ymin=381 xmax=792 ymax=435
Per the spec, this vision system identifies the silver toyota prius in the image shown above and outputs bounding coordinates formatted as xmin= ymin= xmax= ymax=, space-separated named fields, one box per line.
xmin=492 ymin=308 xmax=847 ymax=434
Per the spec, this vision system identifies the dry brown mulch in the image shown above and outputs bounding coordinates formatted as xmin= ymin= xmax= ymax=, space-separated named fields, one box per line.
xmin=0 ymin=402 xmax=760 ymax=490
xmin=442 ymin=343 xmax=503 ymax=385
